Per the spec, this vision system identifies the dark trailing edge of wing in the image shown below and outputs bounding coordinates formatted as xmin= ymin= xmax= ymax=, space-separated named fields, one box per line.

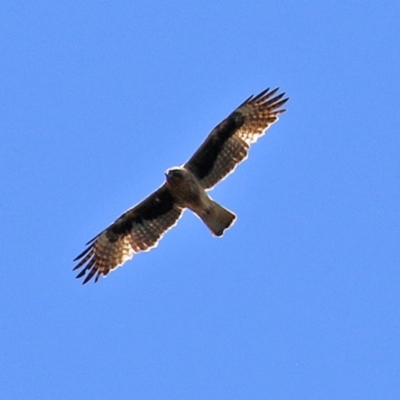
xmin=73 ymin=186 xmax=177 ymax=284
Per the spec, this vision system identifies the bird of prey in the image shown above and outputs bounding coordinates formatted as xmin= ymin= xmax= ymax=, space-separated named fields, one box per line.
xmin=73 ymin=87 xmax=288 ymax=284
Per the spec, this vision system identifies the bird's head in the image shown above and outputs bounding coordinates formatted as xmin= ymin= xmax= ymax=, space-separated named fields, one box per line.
xmin=165 ymin=167 xmax=185 ymax=183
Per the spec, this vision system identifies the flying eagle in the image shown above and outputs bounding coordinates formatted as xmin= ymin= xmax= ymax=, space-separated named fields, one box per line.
xmin=74 ymin=87 xmax=288 ymax=284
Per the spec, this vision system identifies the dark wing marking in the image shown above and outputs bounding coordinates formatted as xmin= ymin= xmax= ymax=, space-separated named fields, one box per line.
xmin=185 ymin=88 xmax=288 ymax=189
xmin=73 ymin=184 xmax=183 ymax=284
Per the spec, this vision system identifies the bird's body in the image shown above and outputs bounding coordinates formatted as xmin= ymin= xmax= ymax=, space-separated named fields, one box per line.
xmin=165 ymin=168 xmax=206 ymax=210
xmin=74 ymin=87 xmax=288 ymax=284
xmin=165 ymin=167 xmax=236 ymax=236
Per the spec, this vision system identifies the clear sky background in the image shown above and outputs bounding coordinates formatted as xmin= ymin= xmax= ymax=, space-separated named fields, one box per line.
xmin=1 ymin=1 xmax=399 ymax=399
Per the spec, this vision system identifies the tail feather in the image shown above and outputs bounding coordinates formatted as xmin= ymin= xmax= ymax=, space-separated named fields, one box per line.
xmin=200 ymin=201 xmax=236 ymax=237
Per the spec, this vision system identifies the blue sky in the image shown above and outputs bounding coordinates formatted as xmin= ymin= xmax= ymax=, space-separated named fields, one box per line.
xmin=1 ymin=1 xmax=399 ymax=399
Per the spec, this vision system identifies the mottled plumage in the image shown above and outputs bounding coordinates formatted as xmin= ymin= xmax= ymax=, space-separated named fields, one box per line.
xmin=74 ymin=88 xmax=288 ymax=284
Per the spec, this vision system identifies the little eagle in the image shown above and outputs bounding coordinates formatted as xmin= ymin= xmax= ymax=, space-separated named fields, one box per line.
xmin=74 ymin=87 xmax=288 ymax=284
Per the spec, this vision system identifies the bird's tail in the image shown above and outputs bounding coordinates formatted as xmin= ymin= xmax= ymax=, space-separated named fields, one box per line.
xmin=200 ymin=200 xmax=236 ymax=237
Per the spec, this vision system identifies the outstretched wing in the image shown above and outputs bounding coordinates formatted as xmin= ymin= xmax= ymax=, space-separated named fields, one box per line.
xmin=73 ymin=184 xmax=183 ymax=284
xmin=185 ymin=88 xmax=288 ymax=189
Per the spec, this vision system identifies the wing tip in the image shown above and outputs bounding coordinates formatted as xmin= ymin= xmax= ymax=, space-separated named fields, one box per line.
xmin=73 ymin=242 xmax=100 ymax=284
xmin=244 ymin=87 xmax=289 ymax=110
